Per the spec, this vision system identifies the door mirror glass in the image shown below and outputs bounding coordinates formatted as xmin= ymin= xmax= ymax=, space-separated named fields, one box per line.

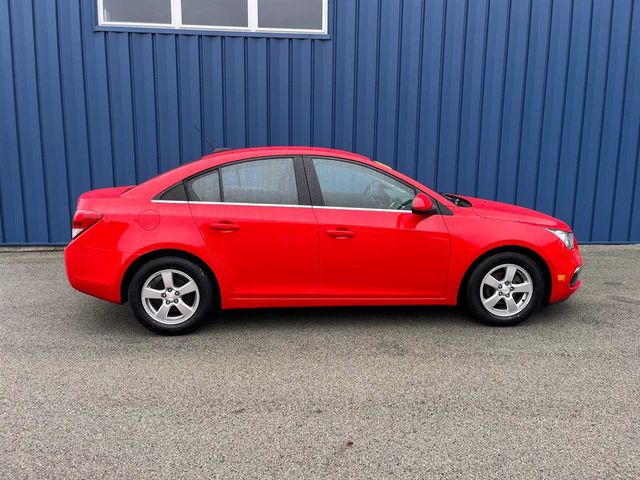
xmin=412 ymin=193 xmax=434 ymax=215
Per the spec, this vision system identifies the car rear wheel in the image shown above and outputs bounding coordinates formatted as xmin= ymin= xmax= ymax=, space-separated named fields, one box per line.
xmin=128 ymin=256 xmax=214 ymax=335
xmin=466 ymin=252 xmax=544 ymax=326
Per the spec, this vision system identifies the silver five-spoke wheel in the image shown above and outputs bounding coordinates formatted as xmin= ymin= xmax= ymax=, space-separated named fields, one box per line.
xmin=479 ymin=263 xmax=533 ymax=317
xmin=141 ymin=269 xmax=200 ymax=325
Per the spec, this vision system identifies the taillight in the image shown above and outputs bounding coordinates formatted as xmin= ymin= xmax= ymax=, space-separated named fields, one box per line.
xmin=72 ymin=210 xmax=103 ymax=238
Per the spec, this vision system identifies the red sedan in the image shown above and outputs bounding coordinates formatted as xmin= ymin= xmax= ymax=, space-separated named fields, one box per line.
xmin=65 ymin=147 xmax=583 ymax=334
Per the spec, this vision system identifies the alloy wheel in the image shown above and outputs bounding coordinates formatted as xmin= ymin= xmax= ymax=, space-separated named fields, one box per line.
xmin=140 ymin=269 xmax=200 ymax=325
xmin=479 ymin=263 xmax=533 ymax=317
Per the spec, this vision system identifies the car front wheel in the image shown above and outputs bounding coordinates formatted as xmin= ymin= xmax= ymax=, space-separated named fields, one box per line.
xmin=466 ymin=252 xmax=545 ymax=326
xmin=128 ymin=256 xmax=214 ymax=335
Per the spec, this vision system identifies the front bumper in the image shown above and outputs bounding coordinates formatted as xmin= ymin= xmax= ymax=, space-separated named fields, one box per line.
xmin=547 ymin=245 xmax=583 ymax=304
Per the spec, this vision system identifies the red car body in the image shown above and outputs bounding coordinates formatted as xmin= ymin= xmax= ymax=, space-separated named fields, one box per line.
xmin=65 ymin=147 xmax=582 ymax=314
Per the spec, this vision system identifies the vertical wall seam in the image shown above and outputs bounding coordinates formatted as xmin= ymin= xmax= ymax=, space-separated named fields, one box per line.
xmin=7 ymin=0 xmax=29 ymax=240
xmin=493 ymin=0 xmax=513 ymax=199
xmin=330 ymin=0 xmax=337 ymax=148
xmin=128 ymin=33 xmax=140 ymax=183
xmin=77 ymin=0 xmax=94 ymax=190
xmin=392 ymin=0 xmax=405 ymax=170
xmin=151 ymin=35 xmax=161 ymax=173
xmin=351 ymin=0 xmax=360 ymax=150
xmin=433 ymin=0 xmax=448 ymax=185
xmin=310 ymin=40 xmax=315 ymax=145
xmin=570 ymin=0 xmax=594 ymax=228
xmin=198 ymin=35 xmax=205 ymax=154
xmin=550 ymin=0 xmax=575 ymax=215
xmin=30 ymin=0 xmax=51 ymax=242
xmin=372 ymin=0 xmax=382 ymax=159
xmin=175 ymin=36 xmax=184 ymax=162
xmin=54 ymin=0 xmax=72 ymax=213
xmin=453 ymin=0 xmax=469 ymax=191
xmin=514 ymin=0 xmax=533 ymax=204
xmin=607 ymin=0 xmax=635 ymax=240
xmin=266 ymin=38 xmax=272 ymax=145
xmin=104 ymin=33 xmax=117 ymax=184
xmin=474 ymin=0 xmax=491 ymax=197
xmin=220 ymin=37 xmax=228 ymax=146
xmin=588 ymin=0 xmax=615 ymax=240
xmin=288 ymin=39 xmax=293 ymax=145
xmin=411 ymin=0 xmax=427 ymax=177
xmin=533 ymin=0 xmax=554 ymax=209
xmin=198 ymin=37 xmax=208 ymax=153
xmin=244 ymin=37 xmax=249 ymax=146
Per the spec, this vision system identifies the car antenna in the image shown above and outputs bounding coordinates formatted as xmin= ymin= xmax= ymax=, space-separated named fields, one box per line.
xmin=194 ymin=125 xmax=216 ymax=152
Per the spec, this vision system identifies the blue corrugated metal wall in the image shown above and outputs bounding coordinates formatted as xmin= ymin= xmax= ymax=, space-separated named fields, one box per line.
xmin=1 ymin=0 xmax=639 ymax=244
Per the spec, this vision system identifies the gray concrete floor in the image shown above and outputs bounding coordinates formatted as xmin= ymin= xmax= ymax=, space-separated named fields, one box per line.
xmin=1 ymin=245 xmax=639 ymax=479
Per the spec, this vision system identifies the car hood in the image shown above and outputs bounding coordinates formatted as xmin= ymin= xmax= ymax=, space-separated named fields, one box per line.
xmin=451 ymin=195 xmax=570 ymax=230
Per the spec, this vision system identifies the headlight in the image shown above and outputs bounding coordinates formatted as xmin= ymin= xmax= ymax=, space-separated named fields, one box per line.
xmin=546 ymin=228 xmax=575 ymax=249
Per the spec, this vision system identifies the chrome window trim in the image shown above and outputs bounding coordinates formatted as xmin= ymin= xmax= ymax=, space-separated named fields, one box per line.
xmin=151 ymin=200 xmax=312 ymax=208
xmin=312 ymin=206 xmax=413 ymax=213
xmin=151 ymin=199 xmax=412 ymax=213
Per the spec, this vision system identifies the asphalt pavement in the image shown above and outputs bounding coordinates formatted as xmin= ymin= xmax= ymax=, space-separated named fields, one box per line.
xmin=1 ymin=245 xmax=639 ymax=479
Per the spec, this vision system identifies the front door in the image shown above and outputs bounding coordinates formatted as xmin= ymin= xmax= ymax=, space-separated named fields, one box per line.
xmin=188 ymin=157 xmax=318 ymax=298
xmin=307 ymin=157 xmax=450 ymax=298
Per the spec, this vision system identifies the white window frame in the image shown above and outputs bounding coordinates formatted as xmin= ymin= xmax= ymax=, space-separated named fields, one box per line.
xmin=97 ymin=0 xmax=328 ymax=35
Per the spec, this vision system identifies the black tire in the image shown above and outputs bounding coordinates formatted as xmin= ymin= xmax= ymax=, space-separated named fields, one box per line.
xmin=466 ymin=252 xmax=545 ymax=326
xmin=128 ymin=256 xmax=215 ymax=335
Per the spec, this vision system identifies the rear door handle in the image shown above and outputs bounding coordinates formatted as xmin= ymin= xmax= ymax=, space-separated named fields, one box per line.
xmin=209 ymin=221 xmax=239 ymax=232
xmin=326 ymin=228 xmax=354 ymax=238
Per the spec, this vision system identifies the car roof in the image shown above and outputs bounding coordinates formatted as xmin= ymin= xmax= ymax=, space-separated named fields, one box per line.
xmin=126 ymin=146 xmax=436 ymax=200
xmin=199 ymin=146 xmax=372 ymax=165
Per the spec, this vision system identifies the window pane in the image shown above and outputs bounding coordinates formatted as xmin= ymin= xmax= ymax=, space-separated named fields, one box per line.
xmin=221 ymin=158 xmax=298 ymax=205
xmin=182 ymin=0 xmax=248 ymax=27
xmin=188 ymin=170 xmax=221 ymax=202
xmin=258 ymin=0 xmax=323 ymax=30
xmin=160 ymin=182 xmax=187 ymax=201
xmin=312 ymin=158 xmax=415 ymax=210
xmin=102 ymin=0 xmax=171 ymax=24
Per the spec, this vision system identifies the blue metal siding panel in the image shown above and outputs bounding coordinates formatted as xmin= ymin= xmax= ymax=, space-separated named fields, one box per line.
xmin=612 ymin=1 xmax=640 ymax=242
xmin=554 ymin=0 xmax=593 ymax=229
xmin=572 ymin=0 xmax=614 ymax=242
xmin=591 ymin=0 xmax=634 ymax=242
xmin=375 ymin=0 xmax=402 ymax=169
xmin=33 ymin=0 xmax=71 ymax=242
xmin=515 ymin=0 xmax=552 ymax=209
xmin=154 ymin=35 xmax=181 ymax=173
xmin=456 ymin=0 xmax=489 ymax=197
xmin=1 ymin=0 xmax=639 ymax=244
xmin=131 ymin=34 xmax=160 ymax=183
xmin=201 ymin=36 xmax=226 ymax=150
xmin=0 ymin=0 xmax=26 ymax=243
xmin=9 ymin=0 xmax=49 ymax=243
xmin=291 ymin=40 xmax=313 ymax=146
xmin=58 ymin=0 xmax=93 ymax=211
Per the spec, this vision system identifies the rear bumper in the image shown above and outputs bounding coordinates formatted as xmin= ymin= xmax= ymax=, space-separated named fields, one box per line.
xmin=547 ymin=246 xmax=583 ymax=304
xmin=64 ymin=240 xmax=128 ymax=303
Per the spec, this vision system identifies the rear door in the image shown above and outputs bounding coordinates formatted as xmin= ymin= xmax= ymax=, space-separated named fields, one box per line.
xmin=188 ymin=156 xmax=318 ymax=298
xmin=305 ymin=156 xmax=450 ymax=299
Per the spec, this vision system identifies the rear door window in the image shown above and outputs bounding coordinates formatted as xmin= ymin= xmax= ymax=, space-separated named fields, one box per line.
xmin=220 ymin=157 xmax=298 ymax=205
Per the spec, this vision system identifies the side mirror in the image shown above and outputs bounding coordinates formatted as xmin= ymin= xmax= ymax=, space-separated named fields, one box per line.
xmin=412 ymin=193 xmax=435 ymax=215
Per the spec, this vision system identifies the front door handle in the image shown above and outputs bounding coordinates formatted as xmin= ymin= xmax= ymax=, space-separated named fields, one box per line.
xmin=209 ymin=221 xmax=239 ymax=232
xmin=326 ymin=228 xmax=354 ymax=238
